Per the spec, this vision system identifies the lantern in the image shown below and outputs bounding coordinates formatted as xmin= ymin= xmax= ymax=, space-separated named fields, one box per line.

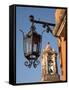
xmin=20 ymin=24 xmax=42 ymax=68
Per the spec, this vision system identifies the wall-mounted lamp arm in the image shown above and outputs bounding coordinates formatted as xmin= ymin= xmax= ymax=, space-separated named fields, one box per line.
xmin=29 ymin=15 xmax=55 ymax=27
xmin=29 ymin=15 xmax=55 ymax=36
xmin=32 ymin=20 xmax=55 ymax=27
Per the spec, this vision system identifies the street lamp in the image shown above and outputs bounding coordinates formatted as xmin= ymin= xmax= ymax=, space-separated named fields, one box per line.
xmin=19 ymin=15 xmax=55 ymax=68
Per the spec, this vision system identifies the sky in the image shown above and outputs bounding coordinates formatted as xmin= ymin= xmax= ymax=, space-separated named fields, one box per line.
xmin=16 ymin=6 xmax=61 ymax=83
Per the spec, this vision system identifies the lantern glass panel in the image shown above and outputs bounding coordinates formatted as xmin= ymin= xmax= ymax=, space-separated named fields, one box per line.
xmin=24 ymin=36 xmax=32 ymax=58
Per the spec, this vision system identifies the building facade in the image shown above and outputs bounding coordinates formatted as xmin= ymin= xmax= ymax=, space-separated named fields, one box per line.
xmin=53 ymin=9 xmax=67 ymax=81
xmin=41 ymin=43 xmax=60 ymax=82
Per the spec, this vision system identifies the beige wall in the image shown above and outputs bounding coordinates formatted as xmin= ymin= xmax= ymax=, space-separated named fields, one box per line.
xmin=55 ymin=9 xmax=67 ymax=81
xmin=55 ymin=9 xmax=66 ymax=24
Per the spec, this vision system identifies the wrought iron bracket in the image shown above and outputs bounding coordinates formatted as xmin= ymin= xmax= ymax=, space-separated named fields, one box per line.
xmin=29 ymin=15 xmax=55 ymax=34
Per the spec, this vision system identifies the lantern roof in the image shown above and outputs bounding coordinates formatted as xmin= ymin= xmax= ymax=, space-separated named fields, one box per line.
xmin=27 ymin=25 xmax=39 ymax=37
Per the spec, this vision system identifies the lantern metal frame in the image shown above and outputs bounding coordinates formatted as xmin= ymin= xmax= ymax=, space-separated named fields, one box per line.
xmin=19 ymin=24 xmax=42 ymax=68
